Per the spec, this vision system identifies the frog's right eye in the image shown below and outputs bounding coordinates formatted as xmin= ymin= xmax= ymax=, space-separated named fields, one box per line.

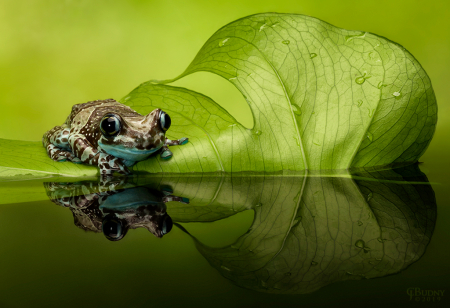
xmin=102 ymin=215 xmax=128 ymax=241
xmin=100 ymin=114 xmax=121 ymax=137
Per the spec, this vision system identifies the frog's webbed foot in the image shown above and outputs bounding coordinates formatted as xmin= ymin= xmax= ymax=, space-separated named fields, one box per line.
xmin=98 ymin=153 xmax=130 ymax=176
xmin=162 ymin=195 xmax=190 ymax=204
xmin=160 ymin=186 xmax=189 ymax=203
xmin=160 ymin=137 xmax=189 ymax=160
xmin=46 ymin=144 xmax=82 ymax=164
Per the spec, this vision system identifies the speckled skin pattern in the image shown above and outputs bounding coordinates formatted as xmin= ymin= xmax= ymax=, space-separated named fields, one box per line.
xmin=44 ymin=179 xmax=189 ymax=238
xmin=42 ymin=99 xmax=188 ymax=175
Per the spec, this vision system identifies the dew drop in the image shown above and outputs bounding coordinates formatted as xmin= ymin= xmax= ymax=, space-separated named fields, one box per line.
xmin=292 ymin=104 xmax=302 ymax=115
xmin=392 ymin=91 xmax=402 ymax=99
xmin=377 ymin=81 xmax=387 ymax=89
xmin=377 ymin=237 xmax=385 ymax=243
xmin=367 ymin=192 xmax=373 ymax=202
xmin=311 ymin=261 xmax=318 ymax=266
xmin=123 ymin=96 xmax=130 ymax=101
xmin=219 ymin=38 xmax=229 ymax=47
xmin=357 ymin=100 xmax=363 ymax=107
xmin=221 ymin=265 xmax=231 ymax=271
xmin=345 ymin=32 xmax=366 ymax=42
xmin=357 ymin=220 xmax=363 ymax=226
xmin=368 ymin=109 xmax=374 ymax=118
xmin=368 ymin=52 xmax=374 ymax=59
xmin=367 ymin=132 xmax=373 ymax=142
xmin=229 ymin=77 xmax=237 ymax=81
xmin=369 ymin=261 xmax=375 ymax=265
xmin=259 ymin=23 xmax=267 ymax=32
xmin=271 ymin=22 xmax=279 ymax=28
xmin=355 ymin=73 xmax=370 ymax=85
xmin=375 ymin=258 xmax=382 ymax=261
xmin=255 ymin=202 xmax=262 ymax=207
xmin=355 ymin=239 xmax=365 ymax=249
xmin=254 ymin=130 xmax=262 ymax=136
xmin=282 ymin=40 xmax=290 ymax=45
xmin=310 ymin=53 xmax=317 ymax=59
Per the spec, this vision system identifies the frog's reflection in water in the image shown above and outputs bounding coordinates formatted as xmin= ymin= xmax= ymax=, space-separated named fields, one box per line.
xmin=44 ymin=179 xmax=189 ymax=241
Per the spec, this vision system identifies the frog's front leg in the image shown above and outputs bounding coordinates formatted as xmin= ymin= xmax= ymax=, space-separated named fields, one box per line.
xmin=68 ymin=134 xmax=130 ymax=176
xmin=160 ymin=137 xmax=189 ymax=159
xmin=43 ymin=126 xmax=82 ymax=163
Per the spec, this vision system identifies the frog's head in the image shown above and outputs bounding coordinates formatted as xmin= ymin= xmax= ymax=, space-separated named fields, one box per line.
xmin=97 ymin=108 xmax=171 ymax=162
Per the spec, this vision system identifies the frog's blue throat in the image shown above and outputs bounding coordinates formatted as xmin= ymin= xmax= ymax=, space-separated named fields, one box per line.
xmin=98 ymin=142 xmax=162 ymax=163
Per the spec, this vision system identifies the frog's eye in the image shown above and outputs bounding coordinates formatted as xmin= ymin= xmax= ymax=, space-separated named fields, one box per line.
xmin=102 ymin=215 xmax=127 ymax=241
xmin=160 ymin=111 xmax=171 ymax=131
xmin=100 ymin=114 xmax=121 ymax=137
xmin=161 ymin=215 xmax=173 ymax=236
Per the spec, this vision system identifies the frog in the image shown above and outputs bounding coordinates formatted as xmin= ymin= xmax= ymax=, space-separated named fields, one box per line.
xmin=42 ymin=99 xmax=188 ymax=175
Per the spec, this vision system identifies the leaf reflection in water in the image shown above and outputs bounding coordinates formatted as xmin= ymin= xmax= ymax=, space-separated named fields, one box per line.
xmin=42 ymin=164 xmax=436 ymax=294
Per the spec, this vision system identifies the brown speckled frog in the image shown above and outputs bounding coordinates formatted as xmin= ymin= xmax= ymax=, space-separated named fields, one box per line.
xmin=42 ymin=99 xmax=188 ymax=175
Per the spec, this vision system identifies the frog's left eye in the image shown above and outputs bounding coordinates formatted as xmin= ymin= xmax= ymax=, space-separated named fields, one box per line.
xmin=102 ymin=215 xmax=128 ymax=241
xmin=100 ymin=114 xmax=121 ymax=137
xmin=161 ymin=215 xmax=173 ymax=236
xmin=160 ymin=111 xmax=171 ymax=131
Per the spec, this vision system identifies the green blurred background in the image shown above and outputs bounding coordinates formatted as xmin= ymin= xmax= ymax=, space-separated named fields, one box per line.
xmin=0 ymin=0 xmax=448 ymax=172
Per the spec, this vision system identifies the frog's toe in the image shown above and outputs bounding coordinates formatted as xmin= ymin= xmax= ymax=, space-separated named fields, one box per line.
xmin=161 ymin=185 xmax=173 ymax=195
xmin=179 ymin=137 xmax=189 ymax=145
xmin=181 ymin=197 xmax=190 ymax=204
xmin=71 ymin=157 xmax=82 ymax=164
xmin=161 ymin=149 xmax=173 ymax=160
xmin=56 ymin=157 xmax=68 ymax=162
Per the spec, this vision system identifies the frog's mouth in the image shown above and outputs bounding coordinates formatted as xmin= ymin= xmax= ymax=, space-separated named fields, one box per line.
xmin=98 ymin=142 xmax=162 ymax=162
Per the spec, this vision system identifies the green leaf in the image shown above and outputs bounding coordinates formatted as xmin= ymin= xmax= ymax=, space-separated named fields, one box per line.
xmin=177 ymin=165 xmax=436 ymax=294
xmin=149 ymin=13 xmax=436 ymax=171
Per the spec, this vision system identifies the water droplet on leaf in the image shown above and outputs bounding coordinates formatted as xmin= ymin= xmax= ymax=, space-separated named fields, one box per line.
xmin=310 ymin=53 xmax=317 ymax=59
xmin=357 ymin=100 xmax=363 ymax=107
xmin=355 ymin=239 xmax=365 ymax=248
xmin=282 ymin=40 xmax=290 ymax=45
xmin=259 ymin=23 xmax=267 ymax=32
xmin=221 ymin=265 xmax=231 ymax=271
xmin=392 ymin=91 xmax=402 ymax=99
xmin=377 ymin=81 xmax=387 ymax=89
xmin=345 ymin=32 xmax=366 ymax=42
xmin=367 ymin=192 xmax=373 ymax=202
xmin=355 ymin=73 xmax=370 ymax=85
xmin=367 ymin=132 xmax=373 ymax=142
xmin=219 ymin=38 xmax=229 ymax=47
xmin=292 ymin=104 xmax=301 ymax=115
xmin=311 ymin=261 xmax=318 ymax=266
xmin=254 ymin=130 xmax=262 ymax=136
